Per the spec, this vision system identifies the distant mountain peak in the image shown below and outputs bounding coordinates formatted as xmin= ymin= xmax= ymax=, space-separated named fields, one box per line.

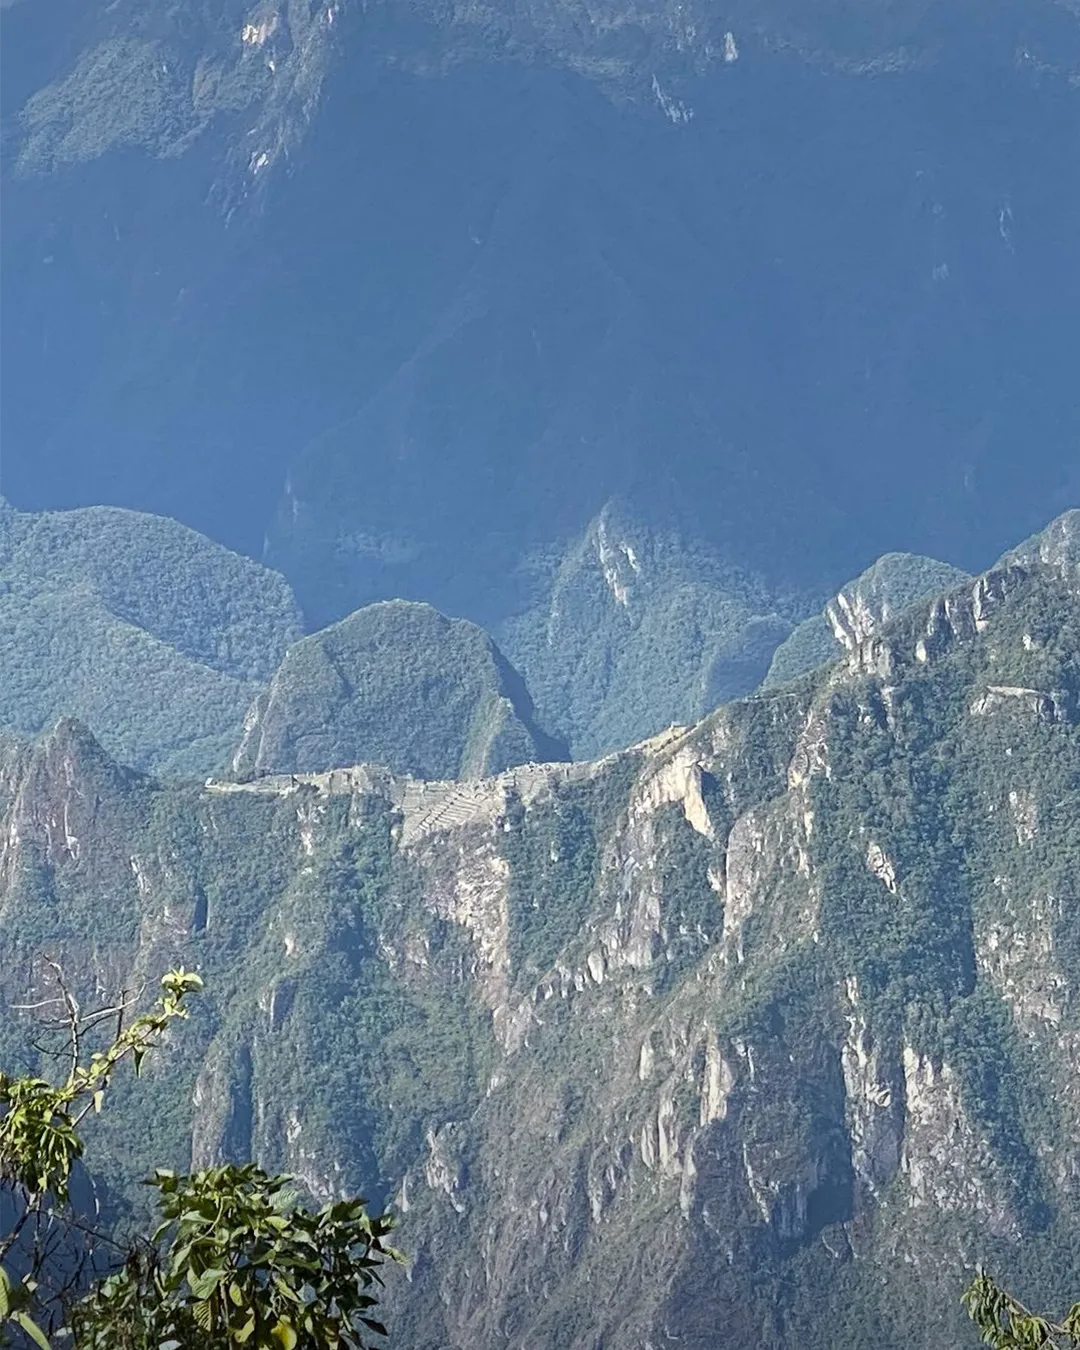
xmin=231 ymin=599 xmax=567 ymax=782
xmin=1001 ymin=508 xmax=1080 ymax=571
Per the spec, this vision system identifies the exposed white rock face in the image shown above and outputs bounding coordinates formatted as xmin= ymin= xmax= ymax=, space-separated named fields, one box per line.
xmin=977 ymin=886 xmax=1067 ymax=1031
xmin=847 ymin=635 xmax=896 ymax=681
xmin=787 ymin=705 xmax=830 ymax=789
xmin=700 ymin=1030 xmax=734 ymax=1126
xmin=296 ymin=797 xmax=320 ymax=855
xmin=865 ymin=841 xmax=898 ymax=893
xmin=631 ymin=742 xmax=713 ymax=839
xmin=627 ymin=1020 xmax=740 ymax=1229
xmin=1007 ymin=788 xmax=1038 ymax=844
xmin=841 ymin=980 xmax=901 ymax=1193
xmin=1003 ymin=508 xmax=1080 ymax=572
xmin=827 ymin=589 xmax=884 ymax=651
xmin=822 ymin=553 xmax=970 ymax=658
xmin=723 ymin=807 xmax=770 ymax=956
xmin=970 ymin=685 xmax=1065 ymax=722
xmin=424 ymin=1123 xmax=468 ymax=1214
xmin=916 ymin=568 xmax=1020 ymax=662
xmin=241 ymin=11 xmax=278 ymax=46
xmin=900 ymin=1046 xmax=1016 ymax=1237
xmin=422 ymin=832 xmax=515 ymax=1035
xmin=722 ymin=794 xmax=816 ymax=963
xmin=595 ymin=515 xmax=638 ymax=607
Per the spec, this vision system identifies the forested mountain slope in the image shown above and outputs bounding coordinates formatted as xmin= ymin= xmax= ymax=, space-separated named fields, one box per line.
xmin=232 ymin=599 xmax=567 ymax=780
xmin=4 ymin=0 xmax=1078 ymax=703
xmin=0 ymin=503 xmax=563 ymax=780
xmin=1 ymin=515 xmax=1078 ymax=1348
xmin=0 ymin=498 xmax=302 ymax=775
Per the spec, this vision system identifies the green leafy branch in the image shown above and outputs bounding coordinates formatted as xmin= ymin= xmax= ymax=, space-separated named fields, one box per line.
xmin=69 ymin=1165 xmax=399 ymax=1350
xmin=1 ymin=969 xmax=203 ymax=1209
xmin=3 ymin=963 xmax=398 ymax=1350
xmin=964 ymin=1269 xmax=1080 ymax=1349
xmin=1 ymin=968 xmax=203 ymax=1347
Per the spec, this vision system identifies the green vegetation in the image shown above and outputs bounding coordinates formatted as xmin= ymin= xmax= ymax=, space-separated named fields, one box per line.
xmin=504 ymin=787 xmax=601 ymax=984
xmin=498 ymin=511 xmax=804 ymax=757
xmin=233 ymin=600 xmax=565 ymax=781
xmin=0 ymin=500 xmax=301 ymax=776
xmin=763 ymin=551 xmax=970 ymax=688
xmin=15 ymin=3 xmax=328 ymax=177
xmin=1 ymin=525 xmax=1079 ymax=1349
xmin=1 ymin=969 xmax=395 ymax=1350
xmin=69 ymin=1166 xmax=394 ymax=1350
xmin=963 ymin=1270 xmax=1080 ymax=1348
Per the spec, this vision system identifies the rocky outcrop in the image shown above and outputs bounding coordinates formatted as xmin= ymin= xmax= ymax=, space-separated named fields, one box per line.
xmin=2 ymin=545 xmax=1079 ymax=1349
xmin=764 ymin=551 xmax=970 ymax=689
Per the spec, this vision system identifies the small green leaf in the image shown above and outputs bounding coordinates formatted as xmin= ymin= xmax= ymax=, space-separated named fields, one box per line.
xmin=235 ymin=1313 xmax=257 ymax=1343
xmin=271 ymin=1318 xmax=298 ymax=1350
xmin=189 ymin=1266 xmax=226 ymax=1300
xmin=13 ymin=1309 xmax=52 ymax=1350
xmin=272 ymin=1274 xmax=302 ymax=1305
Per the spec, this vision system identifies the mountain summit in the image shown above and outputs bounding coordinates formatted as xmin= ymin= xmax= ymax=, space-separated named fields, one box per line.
xmin=231 ymin=600 xmax=566 ymax=780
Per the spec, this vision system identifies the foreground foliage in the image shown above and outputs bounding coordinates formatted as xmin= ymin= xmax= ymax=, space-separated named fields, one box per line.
xmin=68 ymin=1166 xmax=393 ymax=1350
xmin=0 ymin=967 xmax=395 ymax=1349
xmin=964 ymin=1271 xmax=1080 ymax=1350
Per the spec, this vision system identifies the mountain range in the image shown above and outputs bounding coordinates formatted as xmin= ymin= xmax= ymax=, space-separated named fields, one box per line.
xmin=1 ymin=510 xmax=1078 ymax=1348
xmin=1 ymin=494 xmax=996 ymax=770
xmin=4 ymin=0 xmax=1080 ymax=675
xmin=4 ymin=0 xmax=1080 ymax=1341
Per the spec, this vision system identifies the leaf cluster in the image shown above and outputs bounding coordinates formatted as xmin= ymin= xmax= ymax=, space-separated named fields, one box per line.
xmin=1 ymin=970 xmax=203 ymax=1348
xmin=67 ymin=1165 xmax=396 ymax=1350
xmin=963 ymin=1270 xmax=1080 ymax=1349
xmin=0 ymin=971 xmax=203 ymax=1205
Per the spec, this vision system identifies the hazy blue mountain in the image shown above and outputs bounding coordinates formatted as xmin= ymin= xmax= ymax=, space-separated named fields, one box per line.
xmin=999 ymin=506 xmax=1080 ymax=571
xmin=497 ymin=504 xmax=804 ymax=756
xmin=763 ymin=551 xmax=971 ymax=689
xmin=0 ymin=499 xmax=302 ymax=775
xmin=232 ymin=599 xmax=567 ymax=780
xmin=2 ymin=514 xmax=1079 ymax=1348
xmin=4 ymin=0 xmax=1079 ymax=654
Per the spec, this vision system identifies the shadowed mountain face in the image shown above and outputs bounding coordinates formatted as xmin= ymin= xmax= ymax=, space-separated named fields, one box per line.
xmin=3 ymin=0 xmax=1079 ymax=640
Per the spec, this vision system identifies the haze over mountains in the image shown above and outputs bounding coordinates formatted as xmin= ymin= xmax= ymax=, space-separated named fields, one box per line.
xmin=4 ymin=0 xmax=1080 ymax=665
xmin=0 ymin=493 xmax=1009 ymax=774
xmin=3 ymin=0 xmax=1080 ymax=1344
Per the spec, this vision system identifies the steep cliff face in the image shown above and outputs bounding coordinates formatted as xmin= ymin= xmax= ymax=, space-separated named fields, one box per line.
xmin=763 ymin=551 xmax=971 ymax=690
xmin=1 ymin=536 xmax=1079 ymax=1347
